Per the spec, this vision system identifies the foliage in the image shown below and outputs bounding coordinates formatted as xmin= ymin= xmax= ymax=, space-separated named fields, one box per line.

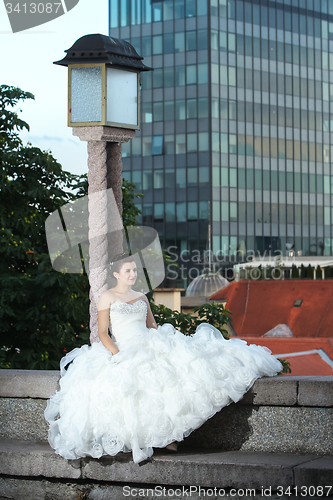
xmin=1 ymin=85 xmax=91 ymax=369
xmin=150 ymin=300 xmax=232 ymax=339
xmin=0 ymin=85 xmax=143 ymax=369
xmin=291 ymin=264 xmax=299 ymax=279
xmin=277 ymin=358 xmax=292 ymax=375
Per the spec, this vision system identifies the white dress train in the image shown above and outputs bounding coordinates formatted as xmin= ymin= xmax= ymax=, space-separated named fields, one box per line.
xmin=44 ymin=299 xmax=282 ymax=464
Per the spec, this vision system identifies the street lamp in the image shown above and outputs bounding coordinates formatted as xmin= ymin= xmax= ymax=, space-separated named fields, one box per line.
xmin=53 ymin=34 xmax=153 ymax=344
xmin=54 ymin=33 xmax=152 ymax=130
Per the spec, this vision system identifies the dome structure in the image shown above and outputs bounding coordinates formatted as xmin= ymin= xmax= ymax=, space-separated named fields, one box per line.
xmin=186 ymin=273 xmax=229 ymax=297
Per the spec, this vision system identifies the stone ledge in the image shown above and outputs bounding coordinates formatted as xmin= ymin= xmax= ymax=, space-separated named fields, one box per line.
xmin=0 ymin=440 xmax=332 ymax=491
xmin=1 ymin=371 xmax=332 ymax=407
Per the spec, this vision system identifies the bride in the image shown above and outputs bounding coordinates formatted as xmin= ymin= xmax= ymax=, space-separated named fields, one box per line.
xmin=45 ymin=252 xmax=282 ymax=464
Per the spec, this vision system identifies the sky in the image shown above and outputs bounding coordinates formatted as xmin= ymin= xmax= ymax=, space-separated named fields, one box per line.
xmin=0 ymin=0 xmax=108 ymax=176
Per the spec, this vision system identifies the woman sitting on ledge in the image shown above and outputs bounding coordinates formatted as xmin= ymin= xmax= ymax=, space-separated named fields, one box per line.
xmin=44 ymin=252 xmax=282 ymax=464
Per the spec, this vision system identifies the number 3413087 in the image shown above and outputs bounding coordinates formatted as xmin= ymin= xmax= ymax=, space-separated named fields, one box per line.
xmin=5 ymin=3 xmax=62 ymax=14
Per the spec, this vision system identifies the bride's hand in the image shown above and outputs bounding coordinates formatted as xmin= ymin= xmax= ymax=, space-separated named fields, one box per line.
xmin=110 ymin=350 xmax=124 ymax=364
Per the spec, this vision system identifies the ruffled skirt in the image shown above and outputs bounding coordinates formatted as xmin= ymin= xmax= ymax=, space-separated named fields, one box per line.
xmin=44 ymin=323 xmax=282 ymax=463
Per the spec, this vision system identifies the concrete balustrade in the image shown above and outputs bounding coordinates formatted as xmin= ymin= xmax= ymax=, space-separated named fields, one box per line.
xmin=0 ymin=371 xmax=332 ymax=500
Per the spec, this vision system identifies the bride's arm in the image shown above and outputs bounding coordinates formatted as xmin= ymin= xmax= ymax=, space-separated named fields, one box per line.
xmin=97 ymin=293 xmax=119 ymax=355
xmin=142 ymin=296 xmax=158 ymax=330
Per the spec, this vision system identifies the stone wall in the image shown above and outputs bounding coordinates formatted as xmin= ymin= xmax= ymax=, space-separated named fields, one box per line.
xmin=0 ymin=371 xmax=332 ymax=455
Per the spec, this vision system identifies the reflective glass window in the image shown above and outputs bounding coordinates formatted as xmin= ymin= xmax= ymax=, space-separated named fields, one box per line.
xmin=198 ymin=64 xmax=208 ymax=84
xmin=153 ymin=2 xmax=162 ymax=21
xmin=154 ymin=203 xmax=164 ymax=222
xmin=176 ymin=66 xmax=185 ymax=86
xmin=163 ymin=0 xmax=173 ymax=20
xmin=187 ymin=133 xmax=197 ymax=152
xmin=143 ymin=171 xmax=152 ymax=189
xmin=153 ymin=68 xmax=163 ymax=88
xmin=153 ymin=102 xmax=163 ymax=122
xmin=176 ymin=100 xmax=186 ymax=120
xmin=186 ymin=0 xmax=196 ymax=17
xmin=163 ymin=33 xmax=174 ymax=54
xmin=120 ymin=0 xmax=130 ymax=26
xmin=164 ymin=67 xmax=174 ymax=87
xmin=187 ymin=99 xmax=197 ymax=119
xmin=187 ymin=65 xmax=197 ymax=84
xmin=176 ymin=202 xmax=186 ymax=221
xmin=132 ymin=171 xmax=142 ymax=189
xmin=165 ymin=135 xmax=175 ymax=155
xmin=199 ymin=133 xmax=209 ymax=151
xmin=153 ymin=35 xmax=163 ymax=55
xmin=198 ymin=98 xmax=209 ymax=118
xmin=175 ymin=0 xmax=185 ymax=18
xmin=198 ymin=29 xmax=208 ymax=50
xmin=175 ymin=32 xmax=185 ymax=53
xmin=176 ymin=135 xmax=186 ymax=154
xmin=188 ymin=202 xmax=198 ymax=220
xmin=186 ymin=31 xmax=196 ymax=51
xmin=176 ymin=168 xmax=186 ymax=187
xmin=165 ymin=203 xmax=175 ymax=222
xmin=164 ymin=101 xmax=174 ymax=121
xmin=110 ymin=0 xmax=119 ymax=27
xmin=154 ymin=171 xmax=164 ymax=189
xmin=142 ymin=102 xmax=152 ymax=123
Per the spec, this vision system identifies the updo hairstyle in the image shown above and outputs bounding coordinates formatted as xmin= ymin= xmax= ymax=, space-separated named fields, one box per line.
xmin=110 ymin=252 xmax=135 ymax=278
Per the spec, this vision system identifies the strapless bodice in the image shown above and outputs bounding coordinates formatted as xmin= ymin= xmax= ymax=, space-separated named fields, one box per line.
xmin=109 ymin=299 xmax=148 ymax=345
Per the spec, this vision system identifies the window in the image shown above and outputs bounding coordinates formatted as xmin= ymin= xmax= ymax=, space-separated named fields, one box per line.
xmin=175 ymin=32 xmax=185 ymax=53
xmin=176 ymin=168 xmax=186 ymax=188
xmin=186 ymin=31 xmax=196 ymax=51
xmin=165 ymin=203 xmax=175 ymax=221
xmin=141 ymin=102 xmax=152 ymax=123
xmin=176 ymin=135 xmax=186 ymax=154
xmin=187 ymin=99 xmax=197 ymax=119
xmin=154 ymin=203 xmax=164 ymax=222
xmin=186 ymin=65 xmax=197 ymax=84
xmin=164 ymin=101 xmax=174 ymax=121
xmin=152 ymin=135 xmax=163 ymax=155
xmin=176 ymin=202 xmax=186 ymax=221
xmin=176 ymin=100 xmax=186 ymax=120
xmin=153 ymin=102 xmax=163 ymax=122
xmin=154 ymin=170 xmax=163 ymax=189
xmin=143 ymin=172 xmax=152 ymax=190
xmin=188 ymin=202 xmax=198 ymax=220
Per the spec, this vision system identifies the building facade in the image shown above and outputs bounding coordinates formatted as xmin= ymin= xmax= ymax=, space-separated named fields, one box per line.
xmin=109 ymin=0 xmax=333 ymax=287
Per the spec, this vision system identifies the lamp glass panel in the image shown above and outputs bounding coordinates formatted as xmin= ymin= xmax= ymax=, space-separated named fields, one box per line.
xmin=106 ymin=67 xmax=138 ymax=126
xmin=71 ymin=67 xmax=102 ymax=123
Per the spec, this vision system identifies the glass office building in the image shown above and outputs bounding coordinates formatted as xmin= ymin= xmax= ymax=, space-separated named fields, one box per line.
xmin=109 ymin=0 xmax=333 ymax=287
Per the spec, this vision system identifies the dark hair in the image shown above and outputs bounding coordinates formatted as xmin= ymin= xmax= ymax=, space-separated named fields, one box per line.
xmin=110 ymin=252 xmax=135 ymax=275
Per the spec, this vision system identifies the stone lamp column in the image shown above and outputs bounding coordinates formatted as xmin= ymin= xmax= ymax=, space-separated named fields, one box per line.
xmin=54 ymin=34 xmax=152 ymax=344
xmin=73 ymin=126 xmax=135 ymax=344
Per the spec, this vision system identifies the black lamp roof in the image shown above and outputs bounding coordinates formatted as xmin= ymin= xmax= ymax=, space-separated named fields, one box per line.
xmin=54 ymin=33 xmax=152 ymax=72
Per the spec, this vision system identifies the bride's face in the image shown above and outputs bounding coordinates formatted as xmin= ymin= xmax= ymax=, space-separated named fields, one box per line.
xmin=115 ymin=261 xmax=137 ymax=285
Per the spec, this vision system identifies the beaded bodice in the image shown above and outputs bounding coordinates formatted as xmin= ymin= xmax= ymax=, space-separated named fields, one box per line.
xmin=109 ymin=299 xmax=148 ymax=345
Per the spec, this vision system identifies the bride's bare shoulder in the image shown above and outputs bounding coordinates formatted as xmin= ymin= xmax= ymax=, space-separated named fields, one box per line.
xmin=98 ymin=289 xmax=117 ymax=310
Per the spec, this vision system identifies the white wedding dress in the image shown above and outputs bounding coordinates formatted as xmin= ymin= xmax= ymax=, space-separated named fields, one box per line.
xmin=45 ymin=299 xmax=282 ymax=464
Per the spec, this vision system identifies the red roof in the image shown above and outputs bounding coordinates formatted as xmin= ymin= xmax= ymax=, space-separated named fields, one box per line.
xmin=210 ymin=280 xmax=333 ymax=337
xmin=238 ymin=337 xmax=333 ymax=376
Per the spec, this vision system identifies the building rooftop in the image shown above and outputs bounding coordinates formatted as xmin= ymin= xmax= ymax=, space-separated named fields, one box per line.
xmin=209 ymin=280 xmax=333 ymax=338
xmin=239 ymin=337 xmax=333 ymax=376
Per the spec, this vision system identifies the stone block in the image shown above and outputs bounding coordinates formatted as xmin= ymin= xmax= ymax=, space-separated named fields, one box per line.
xmin=298 ymin=376 xmax=333 ymax=407
xmin=183 ymin=405 xmax=333 ymax=455
xmin=241 ymin=377 xmax=298 ymax=406
xmin=0 ymin=398 xmax=48 ymax=441
xmin=294 ymin=456 xmax=333 ymax=488
xmin=81 ymin=449 xmax=317 ymax=490
xmin=0 ymin=370 xmax=59 ymax=399
xmin=0 ymin=439 xmax=80 ymax=479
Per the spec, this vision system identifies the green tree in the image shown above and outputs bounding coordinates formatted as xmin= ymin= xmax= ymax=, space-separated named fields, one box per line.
xmin=0 ymin=85 xmax=143 ymax=369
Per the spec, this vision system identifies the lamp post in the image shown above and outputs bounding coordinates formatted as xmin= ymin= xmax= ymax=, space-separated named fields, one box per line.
xmin=54 ymin=34 xmax=152 ymax=344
